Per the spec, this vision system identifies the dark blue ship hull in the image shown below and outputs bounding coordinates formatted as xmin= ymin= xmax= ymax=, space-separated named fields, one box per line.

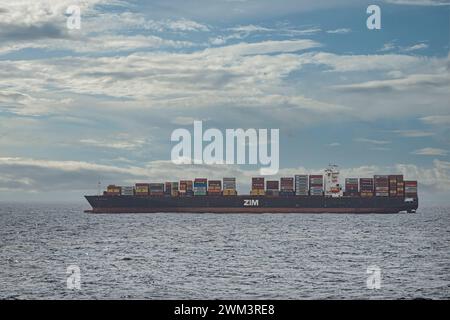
xmin=85 ymin=195 xmax=418 ymax=214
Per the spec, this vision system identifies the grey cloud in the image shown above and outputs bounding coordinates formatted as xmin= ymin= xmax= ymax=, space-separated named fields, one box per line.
xmin=0 ymin=158 xmax=246 ymax=193
xmin=0 ymin=158 xmax=142 ymax=192
xmin=1 ymin=158 xmax=450 ymax=203
xmin=0 ymin=165 xmax=106 ymax=192
xmin=0 ymin=23 xmax=67 ymax=41
xmin=0 ymin=92 xmax=29 ymax=102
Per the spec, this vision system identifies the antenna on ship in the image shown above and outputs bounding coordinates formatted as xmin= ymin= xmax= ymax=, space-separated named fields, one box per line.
xmin=97 ymin=179 xmax=101 ymax=196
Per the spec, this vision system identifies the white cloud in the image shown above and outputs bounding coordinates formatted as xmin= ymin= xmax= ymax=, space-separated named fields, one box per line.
xmin=0 ymin=156 xmax=142 ymax=175
xmin=0 ymin=0 xmax=447 ymax=155
xmin=0 ymin=28 xmax=196 ymax=56
xmin=208 ymin=39 xmax=321 ymax=56
xmin=420 ymin=115 xmax=450 ymax=126
xmin=0 ymin=39 xmax=328 ymax=117
xmin=354 ymin=138 xmax=391 ymax=145
xmin=209 ymin=25 xmax=321 ymax=46
xmin=326 ymin=28 xmax=351 ymax=34
xmin=402 ymin=43 xmax=429 ymax=52
xmin=0 ymin=90 xmax=72 ymax=116
xmin=0 ymin=3 xmax=207 ymax=56
xmin=282 ymin=27 xmax=322 ymax=36
xmin=0 ymin=0 xmax=116 ymax=40
xmin=2 ymin=44 xmax=446 ymax=124
xmin=379 ymin=42 xmax=429 ymax=53
xmin=162 ymin=19 xmax=210 ymax=32
xmin=333 ymin=73 xmax=450 ymax=92
xmin=379 ymin=41 xmax=397 ymax=52
xmin=209 ymin=37 xmax=227 ymax=45
xmin=228 ymin=25 xmax=274 ymax=33
xmin=299 ymin=52 xmax=424 ymax=72
xmin=79 ymin=137 xmax=147 ymax=150
xmin=392 ymin=130 xmax=435 ymax=137
xmin=76 ymin=35 xmax=194 ymax=52
xmin=112 ymin=15 xmax=210 ymax=32
xmin=412 ymin=148 xmax=448 ymax=156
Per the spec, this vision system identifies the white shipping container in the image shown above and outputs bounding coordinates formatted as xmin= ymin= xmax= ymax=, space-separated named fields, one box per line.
xmin=121 ymin=186 xmax=134 ymax=195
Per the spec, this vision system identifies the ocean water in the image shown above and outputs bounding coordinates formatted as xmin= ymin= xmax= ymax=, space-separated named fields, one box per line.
xmin=0 ymin=202 xmax=449 ymax=300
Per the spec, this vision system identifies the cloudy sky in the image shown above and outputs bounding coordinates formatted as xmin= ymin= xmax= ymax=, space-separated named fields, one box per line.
xmin=0 ymin=0 xmax=449 ymax=204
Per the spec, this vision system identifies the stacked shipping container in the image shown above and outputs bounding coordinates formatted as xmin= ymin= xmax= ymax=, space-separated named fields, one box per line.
xmin=149 ymin=183 xmax=164 ymax=196
xmin=106 ymin=174 xmax=417 ymax=199
xmin=105 ymin=185 xmax=121 ymax=196
xmin=266 ymin=180 xmax=279 ymax=190
xmin=404 ymin=181 xmax=418 ymax=198
xmin=135 ymin=183 xmax=149 ymax=196
xmin=208 ymin=180 xmax=222 ymax=195
xmin=309 ymin=175 xmax=323 ymax=196
xmin=121 ymin=186 xmax=134 ymax=196
xmin=280 ymin=177 xmax=294 ymax=196
xmin=179 ymin=180 xmax=193 ymax=196
xmin=223 ymin=177 xmax=237 ymax=196
xmin=345 ymin=178 xmax=359 ymax=197
xmin=266 ymin=180 xmax=279 ymax=196
xmin=386 ymin=175 xmax=405 ymax=197
xmin=171 ymin=182 xmax=179 ymax=197
xmin=359 ymin=178 xmax=374 ymax=197
xmin=295 ymin=175 xmax=308 ymax=196
xmin=251 ymin=177 xmax=265 ymax=196
xmin=194 ymin=178 xmax=207 ymax=196
xmin=389 ymin=175 xmax=398 ymax=197
xmin=396 ymin=175 xmax=404 ymax=197
xmin=374 ymin=175 xmax=389 ymax=197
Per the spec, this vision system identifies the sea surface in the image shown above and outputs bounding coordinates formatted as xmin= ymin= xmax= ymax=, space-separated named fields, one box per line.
xmin=0 ymin=202 xmax=449 ymax=299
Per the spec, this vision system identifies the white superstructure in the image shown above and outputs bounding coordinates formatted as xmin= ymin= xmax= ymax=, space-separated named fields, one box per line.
xmin=324 ymin=164 xmax=342 ymax=197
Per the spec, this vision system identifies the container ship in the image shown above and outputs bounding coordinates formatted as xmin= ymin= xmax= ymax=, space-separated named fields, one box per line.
xmin=85 ymin=165 xmax=419 ymax=214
